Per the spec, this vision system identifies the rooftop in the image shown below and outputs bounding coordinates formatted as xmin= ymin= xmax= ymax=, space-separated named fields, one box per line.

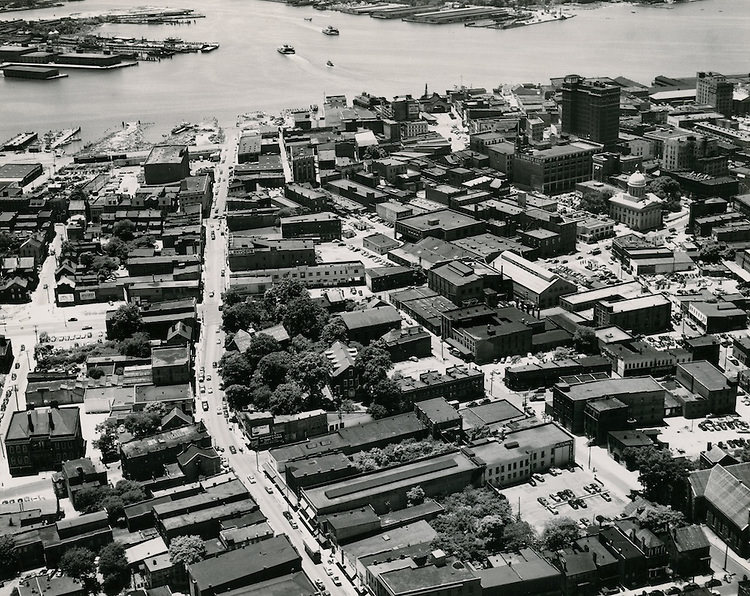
xmin=398 ymin=209 xmax=481 ymax=233
xmin=6 ymin=407 xmax=80 ymax=441
xmin=557 ymin=376 xmax=664 ymax=401
xmin=120 ymin=423 xmax=208 ymax=458
xmin=145 ymin=145 xmax=188 ymax=165
xmin=187 ymin=535 xmax=299 ymax=591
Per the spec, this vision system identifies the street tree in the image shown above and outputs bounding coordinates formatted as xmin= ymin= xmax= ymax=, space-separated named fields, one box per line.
xmin=98 ymin=542 xmax=129 ymax=594
xmin=542 ymin=517 xmax=581 ymax=551
xmin=107 ymin=304 xmax=144 ymax=341
xmin=219 ymin=351 xmax=254 ymax=388
xmin=222 ymin=301 xmax=268 ymax=334
xmin=123 ymin=411 xmax=161 ymax=439
xmin=263 ymin=279 xmax=307 ymax=319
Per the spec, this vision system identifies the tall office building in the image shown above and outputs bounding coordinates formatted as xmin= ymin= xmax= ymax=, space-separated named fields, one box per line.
xmin=561 ymin=74 xmax=621 ymax=149
xmin=696 ymin=71 xmax=733 ymax=117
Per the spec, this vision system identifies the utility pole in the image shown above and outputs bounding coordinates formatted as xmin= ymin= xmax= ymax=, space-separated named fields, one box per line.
xmin=723 ymin=541 xmax=729 ymax=571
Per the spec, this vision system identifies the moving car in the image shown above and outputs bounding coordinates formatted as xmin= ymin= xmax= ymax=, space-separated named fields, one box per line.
xmin=229 ymin=445 xmax=237 ymax=454
xmin=201 ymin=401 xmax=209 ymax=411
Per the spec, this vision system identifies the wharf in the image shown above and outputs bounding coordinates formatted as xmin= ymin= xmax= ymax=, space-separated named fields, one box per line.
xmin=402 ymin=6 xmax=509 ymax=24
xmin=466 ymin=11 xmax=575 ymax=29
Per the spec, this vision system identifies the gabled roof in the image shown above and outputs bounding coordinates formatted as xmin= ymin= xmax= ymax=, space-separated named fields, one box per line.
xmin=161 ymin=407 xmax=192 ymax=429
xmin=176 ymin=444 xmax=219 ymax=467
xmin=671 ymin=524 xmax=710 ymax=553
xmin=704 ymin=464 xmax=750 ymax=530
xmin=6 ymin=407 xmax=80 ymax=441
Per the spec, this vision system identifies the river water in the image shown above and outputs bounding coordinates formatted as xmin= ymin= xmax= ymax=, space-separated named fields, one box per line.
xmin=1 ymin=0 xmax=749 ymax=144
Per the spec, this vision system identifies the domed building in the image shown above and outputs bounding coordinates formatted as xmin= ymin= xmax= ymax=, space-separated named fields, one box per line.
xmin=608 ymin=171 xmax=663 ymax=231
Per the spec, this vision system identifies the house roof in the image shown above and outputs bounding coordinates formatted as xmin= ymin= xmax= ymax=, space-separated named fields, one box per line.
xmin=672 ymin=525 xmax=710 ymax=553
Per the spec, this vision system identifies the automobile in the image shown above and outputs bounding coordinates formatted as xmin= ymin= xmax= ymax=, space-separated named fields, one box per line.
xmin=221 ymin=269 xmax=226 ymax=276
xmin=208 ymin=387 xmax=213 ymax=394
xmin=528 ymin=478 xmax=536 ymax=487
xmin=332 ymin=576 xmax=342 ymax=587
xmin=217 ymin=338 xmax=221 ymax=345
xmin=665 ymin=587 xmax=682 ymax=595
xmin=213 ymin=361 xmax=218 ymax=368
xmin=14 ymin=362 xmax=20 ymax=370
xmin=69 ymin=317 xmax=78 ymax=322
xmin=290 ymin=520 xmax=298 ymax=529
xmin=314 ymin=579 xmax=325 ymax=591
xmin=265 ymin=486 xmax=273 ymax=494
xmin=704 ymin=578 xmax=721 ymax=588
xmin=200 ymin=385 xmax=206 ymax=393
xmin=209 ymin=291 xmax=215 ymax=298
xmin=578 ymin=499 xmax=587 ymax=509
xmin=409 ymin=356 xmax=419 ymax=362
xmin=325 ymin=567 xmax=334 ymax=576
xmin=248 ymin=474 xmax=255 ymax=484
xmin=229 ymin=445 xmax=237 ymax=454
xmin=207 ymin=375 xmax=212 ymax=381
xmin=87 ymin=332 xmax=92 ymax=338
xmin=569 ymin=500 xmax=579 ymax=510
xmin=532 ymin=473 xmax=545 ymax=482
xmin=11 ymin=373 xmax=16 ymax=381
xmin=202 ymin=401 xmax=209 ymax=411
xmin=682 ymin=583 xmax=700 ymax=593
xmin=19 ymin=344 xmax=24 ymax=351
xmin=216 ymin=446 xmax=225 ymax=452
xmin=601 ymin=493 xmax=612 ymax=502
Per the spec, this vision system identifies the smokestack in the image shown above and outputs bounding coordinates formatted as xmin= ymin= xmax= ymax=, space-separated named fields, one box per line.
xmin=27 ymin=412 xmax=34 ymax=432
xmin=48 ymin=411 xmax=54 ymax=431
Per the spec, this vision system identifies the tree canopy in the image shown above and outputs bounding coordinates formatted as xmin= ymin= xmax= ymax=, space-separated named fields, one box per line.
xmin=282 ymin=295 xmax=328 ymax=340
xmin=624 ymin=446 xmax=695 ymax=509
xmin=0 ymin=535 xmax=18 ymax=579
xmin=98 ymin=542 xmax=129 ymax=596
xmin=168 ymin=535 xmax=207 ymax=566
xmin=107 ymin=304 xmax=144 ymax=341
xmin=541 ymin=517 xmax=581 ymax=551
xmin=59 ymin=547 xmax=96 ymax=579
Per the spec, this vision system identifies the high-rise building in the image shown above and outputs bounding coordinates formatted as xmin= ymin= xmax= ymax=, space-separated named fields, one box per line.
xmin=561 ymin=74 xmax=621 ymax=149
xmin=696 ymin=71 xmax=733 ymax=117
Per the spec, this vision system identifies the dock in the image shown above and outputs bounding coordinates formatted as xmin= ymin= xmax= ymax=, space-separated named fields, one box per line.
xmin=402 ymin=7 xmax=510 ymax=24
xmin=50 ymin=127 xmax=82 ymax=149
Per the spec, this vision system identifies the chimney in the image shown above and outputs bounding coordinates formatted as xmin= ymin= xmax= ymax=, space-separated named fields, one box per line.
xmin=707 ymin=442 xmax=712 ymax=452
xmin=27 ymin=412 xmax=34 ymax=432
xmin=48 ymin=411 xmax=54 ymax=431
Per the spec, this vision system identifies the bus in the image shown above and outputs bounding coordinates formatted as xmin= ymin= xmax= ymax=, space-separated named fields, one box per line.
xmin=304 ymin=540 xmax=321 ymax=564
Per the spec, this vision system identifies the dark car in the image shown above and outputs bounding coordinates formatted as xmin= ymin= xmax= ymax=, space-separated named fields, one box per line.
xmin=68 ymin=317 xmax=78 ymax=322
xmin=229 ymin=445 xmax=237 ymax=454
xmin=665 ymin=587 xmax=681 ymax=595
xmin=682 ymin=583 xmax=700 ymax=593
xmin=704 ymin=579 xmax=721 ymax=588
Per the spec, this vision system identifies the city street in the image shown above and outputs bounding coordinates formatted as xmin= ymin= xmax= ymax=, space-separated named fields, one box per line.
xmin=193 ymin=128 xmax=352 ymax=596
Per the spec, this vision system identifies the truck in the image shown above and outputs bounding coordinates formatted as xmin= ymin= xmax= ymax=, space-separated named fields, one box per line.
xmin=304 ymin=540 xmax=321 ymax=563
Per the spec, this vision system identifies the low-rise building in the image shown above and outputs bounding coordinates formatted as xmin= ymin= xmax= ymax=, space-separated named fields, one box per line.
xmin=675 ymin=360 xmax=737 ymax=416
xmin=60 ymin=457 xmax=108 ymax=504
xmin=280 ymin=212 xmax=341 ymax=241
xmin=120 ymin=423 xmax=211 ymax=480
xmin=366 ymin=266 xmax=420 ymax=293
xmin=512 ymin=142 xmax=598 ymax=195
xmin=381 ymin=325 xmax=432 ymax=362
xmin=300 ymin=451 xmax=481 ymax=518
xmin=504 ymin=356 xmax=612 ymax=391
xmin=594 ymin=294 xmax=671 ymax=335
xmin=187 ymin=535 xmax=302 ymax=596
xmin=552 ymin=376 xmax=666 ymax=436
xmin=467 ymin=421 xmax=575 ymax=488
xmin=338 ymin=306 xmax=402 ymax=345
xmin=396 ymin=209 xmax=485 ymax=243
xmin=5 ymin=407 xmax=85 ymax=477
xmin=363 ymin=233 xmax=401 ymax=255
xmin=494 ymin=251 xmax=576 ymax=308
xmin=683 ymin=300 xmax=748 ymax=334
xmin=397 ymin=365 xmax=485 ymax=404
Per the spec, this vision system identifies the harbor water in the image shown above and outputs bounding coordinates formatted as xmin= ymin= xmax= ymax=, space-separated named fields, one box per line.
xmin=1 ymin=0 xmax=749 ymax=144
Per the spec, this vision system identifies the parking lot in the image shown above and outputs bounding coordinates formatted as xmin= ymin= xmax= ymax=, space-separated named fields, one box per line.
xmin=658 ymin=406 xmax=750 ymax=459
xmin=497 ymin=466 xmax=627 ymax=533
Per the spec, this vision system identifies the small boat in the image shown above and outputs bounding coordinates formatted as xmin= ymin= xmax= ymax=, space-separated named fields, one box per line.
xmin=277 ymin=44 xmax=295 ymax=55
xmin=326 ymin=60 xmax=334 ymax=67
xmin=304 ymin=17 xmax=312 ymax=21
xmin=322 ymin=25 xmax=339 ymax=35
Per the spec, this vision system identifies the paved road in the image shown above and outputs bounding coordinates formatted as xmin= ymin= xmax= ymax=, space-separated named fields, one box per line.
xmin=193 ymin=128 xmax=354 ymax=596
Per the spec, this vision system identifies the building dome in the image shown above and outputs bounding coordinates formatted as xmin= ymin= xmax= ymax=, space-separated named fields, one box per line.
xmin=628 ymin=170 xmax=646 ymax=188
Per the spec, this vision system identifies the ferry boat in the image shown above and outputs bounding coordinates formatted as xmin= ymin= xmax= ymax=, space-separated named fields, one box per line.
xmin=326 ymin=60 xmax=334 ymax=67
xmin=277 ymin=44 xmax=295 ymax=55
xmin=322 ymin=25 xmax=339 ymax=35
xmin=304 ymin=17 xmax=312 ymax=21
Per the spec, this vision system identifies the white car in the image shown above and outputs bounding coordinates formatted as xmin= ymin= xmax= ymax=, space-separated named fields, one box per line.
xmin=325 ymin=567 xmax=334 ymax=576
